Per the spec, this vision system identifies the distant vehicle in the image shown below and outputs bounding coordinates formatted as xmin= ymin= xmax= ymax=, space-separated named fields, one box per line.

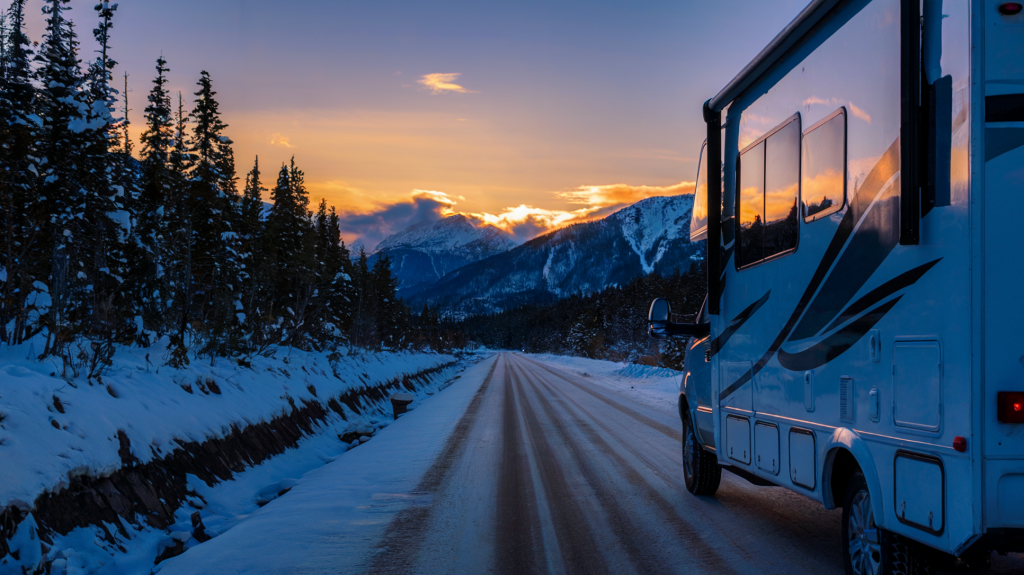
xmin=649 ymin=1 xmax=1024 ymax=573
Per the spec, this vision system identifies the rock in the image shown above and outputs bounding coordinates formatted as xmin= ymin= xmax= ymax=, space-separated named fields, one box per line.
xmin=191 ymin=511 xmax=211 ymax=543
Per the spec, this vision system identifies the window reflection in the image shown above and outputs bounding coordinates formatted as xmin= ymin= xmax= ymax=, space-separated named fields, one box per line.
xmin=690 ymin=140 xmax=709 ymax=240
xmin=802 ymin=110 xmax=846 ymax=221
xmin=764 ymin=120 xmax=800 ymax=258
xmin=737 ymin=140 xmax=764 ymax=268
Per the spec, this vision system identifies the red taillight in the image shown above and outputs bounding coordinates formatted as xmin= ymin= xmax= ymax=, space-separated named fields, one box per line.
xmin=999 ymin=2 xmax=1023 ymax=15
xmin=997 ymin=392 xmax=1024 ymax=423
xmin=953 ymin=436 xmax=967 ymax=453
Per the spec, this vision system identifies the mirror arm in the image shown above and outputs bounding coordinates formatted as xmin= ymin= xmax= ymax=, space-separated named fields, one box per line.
xmin=649 ymin=321 xmax=711 ymax=340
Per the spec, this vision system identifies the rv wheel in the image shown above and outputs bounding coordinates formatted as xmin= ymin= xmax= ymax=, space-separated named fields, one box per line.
xmin=842 ymin=472 xmax=933 ymax=575
xmin=682 ymin=410 xmax=721 ymax=496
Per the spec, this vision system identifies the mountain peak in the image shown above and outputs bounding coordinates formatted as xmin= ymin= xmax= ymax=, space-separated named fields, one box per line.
xmin=375 ymin=214 xmax=516 ymax=254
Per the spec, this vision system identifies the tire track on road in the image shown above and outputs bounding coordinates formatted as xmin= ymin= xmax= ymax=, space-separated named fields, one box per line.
xmin=517 ymin=355 xmax=680 ymax=442
xmin=508 ymin=359 xmax=611 ymax=575
xmin=496 ymin=358 xmax=547 ymax=575
xmin=512 ymin=360 xmax=678 ymax=575
xmin=522 ymin=365 xmax=747 ymax=574
xmin=363 ymin=355 xmax=501 ymax=575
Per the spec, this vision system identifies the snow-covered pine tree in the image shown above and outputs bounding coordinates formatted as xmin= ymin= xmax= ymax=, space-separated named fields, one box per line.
xmin=187 ymin=70 xmax=240 ymax=360
xmin=78 ymin=0 xmax=133 ymax=363
xmin=34 ymin=0 xmax=96 ymax=361
xmin=132 ymin=56 xmax=174 ymax=339
xmin=0 ymin=0 xmax=45 ymax=345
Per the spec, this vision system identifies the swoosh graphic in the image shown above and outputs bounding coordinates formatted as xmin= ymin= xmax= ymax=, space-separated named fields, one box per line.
xmin=718 ymin=137 xmax=901 ymax=404
xmin=777 ymin=297 xmax=902 ymax=371
xmin=708 ymin=290 xmax=771 ymax=358
xmin=822 ymin=258 xmax=941 ymax=334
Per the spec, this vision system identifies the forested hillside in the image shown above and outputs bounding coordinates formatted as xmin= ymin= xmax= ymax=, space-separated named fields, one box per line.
xmin=0 ymin=0 xmax=435 ymax=376
xmin=461 ymin=261 xmax=706 ymax=370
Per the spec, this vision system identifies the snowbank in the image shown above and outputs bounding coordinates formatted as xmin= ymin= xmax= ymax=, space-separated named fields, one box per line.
xmin=0 ymin=341 xmax=454 ymax=509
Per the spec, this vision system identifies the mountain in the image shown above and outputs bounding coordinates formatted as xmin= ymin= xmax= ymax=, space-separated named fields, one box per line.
xmin=408 ymin=195 xmax=701 ymax=316
xmin=369 ymin=214 xmax=518 ymax=298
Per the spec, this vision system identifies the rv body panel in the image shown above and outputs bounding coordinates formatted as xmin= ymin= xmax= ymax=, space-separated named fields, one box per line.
xmin=675 ymin=0 xmax=1024 ymax=557
xmin=981 ymin=0 xmax=1024 ymax=533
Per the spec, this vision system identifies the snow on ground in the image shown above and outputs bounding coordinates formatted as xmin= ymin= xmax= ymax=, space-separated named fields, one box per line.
xmin=156 ymin=353 xmax=498 ymax=575
xmin=0 ymin=336 xmax=463 ymax=573
xmin=0 ymin=340 xmax=454 ymax=511
xmin=527 ymin=353 xmax=681 ymax=412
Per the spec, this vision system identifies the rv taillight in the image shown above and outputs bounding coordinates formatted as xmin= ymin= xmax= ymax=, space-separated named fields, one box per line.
xmin=953 ymin=436 xmax=967 ymax=453
xmin=999 ymin=2 xmax=1023 ymax=15
xmin=997 ymin=392 xmax=1024 ymax=423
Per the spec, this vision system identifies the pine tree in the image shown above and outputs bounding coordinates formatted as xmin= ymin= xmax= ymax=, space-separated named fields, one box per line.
xmin=0 ymin=0 xmax=44 ymax=344
xmin=187 ymin=70 xmax=239 ymax=361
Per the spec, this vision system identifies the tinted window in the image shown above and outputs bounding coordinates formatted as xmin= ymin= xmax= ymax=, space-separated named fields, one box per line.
xmin=802 ymin=110 xmax=846 ymax=221
xmin=764 ymin=120 xmax=800 ymax=258
xmin=690 ymin=140 xmax=709 ymax=241
xmin=737 ymin=140 xmax=764 ymax=268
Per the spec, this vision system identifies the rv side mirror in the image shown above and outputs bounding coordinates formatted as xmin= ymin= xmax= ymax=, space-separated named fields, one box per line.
xmin=648 ymin=298 xmax=671 ymax=340
xmin=647 ymin=297 xmax=712 ymax=340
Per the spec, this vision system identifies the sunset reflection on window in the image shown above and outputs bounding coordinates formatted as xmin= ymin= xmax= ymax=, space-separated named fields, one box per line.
xmin=802 ymin=109 xmax=846 ymax=221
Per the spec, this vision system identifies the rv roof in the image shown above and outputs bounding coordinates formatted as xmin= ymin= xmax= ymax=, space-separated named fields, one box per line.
xmin=708 ymin=0 xmax=844 ymax=112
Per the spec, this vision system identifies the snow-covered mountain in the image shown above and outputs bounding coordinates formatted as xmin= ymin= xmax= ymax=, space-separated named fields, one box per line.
xmin=408 ymin=195 xmax=700 ymax=316
xmin=370 ymin=215 xmax=518 ymax=298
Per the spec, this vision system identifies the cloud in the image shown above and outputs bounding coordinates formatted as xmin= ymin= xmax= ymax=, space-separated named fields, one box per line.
xmin=336 ymin=190 xmax=459 ymax=252
xmin=269 ymin=133 xmax=295 ymax=148
xmin=336 ymin=179 xmax=695 ymax=249
xmin=417 ymin=73 xmax=477 ymax=94
xmin=556 ymin=181 xmax=696 ymax=207
xmin=802 ymin=97 xmax=872 ymax=123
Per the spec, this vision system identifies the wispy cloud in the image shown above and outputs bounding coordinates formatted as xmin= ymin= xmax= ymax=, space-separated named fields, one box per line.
xmin=557 ymin=181 xmax=696 ymax=207
xmin=417 ymin=73 xmax=477 ymax=94
xmin=269 ymin=133 xmax=295 ymax=148
xmin=802 ymin=97 xmax=872 ymax=124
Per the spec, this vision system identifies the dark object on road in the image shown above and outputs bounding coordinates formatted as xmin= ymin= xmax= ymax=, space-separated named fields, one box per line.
xmin=391 ymin=393 xmax=414 ymax=419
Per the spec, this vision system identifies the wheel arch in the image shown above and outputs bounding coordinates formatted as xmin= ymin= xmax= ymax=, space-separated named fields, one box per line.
xmin=822 ymin=428 xmax=885 ymax=523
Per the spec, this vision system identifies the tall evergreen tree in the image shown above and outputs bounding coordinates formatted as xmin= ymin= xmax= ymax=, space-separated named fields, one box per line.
xmin=0 ymin=0 xmax=44 ymax=344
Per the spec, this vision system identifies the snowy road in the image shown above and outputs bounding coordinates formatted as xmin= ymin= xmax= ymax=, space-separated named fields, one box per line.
xmin=161 ymin=352 xmax=1024 ymax=575
xmin=364 ymin=352 xmax=847 ymax=575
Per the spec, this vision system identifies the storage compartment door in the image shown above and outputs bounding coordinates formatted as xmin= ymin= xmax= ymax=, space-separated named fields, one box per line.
xmin=893 ymin=340 xmax=942 ymax=431
xmin=789 ymin=429 xmax=816 ymax=490
xmin=894 ymin=452 xmax=944 ymax=534
xmin=726 ymin=415 xmax=751 ymax=465
xmin=755 ymin=422 xmax=780 ymax=475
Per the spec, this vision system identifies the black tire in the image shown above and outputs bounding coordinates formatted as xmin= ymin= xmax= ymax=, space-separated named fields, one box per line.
xmin=842 ymin=472 xmax=934 ymax=575
xmin=682 ymin=409 xmax=721 ymax=496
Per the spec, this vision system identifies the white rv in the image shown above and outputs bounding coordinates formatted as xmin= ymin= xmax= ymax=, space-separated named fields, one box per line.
xmin=649 ymin=0 xmax=1024 ymax=573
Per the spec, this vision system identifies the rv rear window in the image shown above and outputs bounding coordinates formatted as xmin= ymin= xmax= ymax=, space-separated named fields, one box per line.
xmin=801 ymin=109 xmax=847 ymax=222
xmin=736 ymin=115 xmax=800 ymax=269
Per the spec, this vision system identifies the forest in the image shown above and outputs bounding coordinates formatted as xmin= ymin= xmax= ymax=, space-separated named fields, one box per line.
xmin=460 ymin=262 xmax=707 ymax=370
xmin=0 ymin=0 xmax=448 ymax=380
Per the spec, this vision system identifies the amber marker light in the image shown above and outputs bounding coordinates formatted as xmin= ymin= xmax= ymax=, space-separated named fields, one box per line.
xmin=999 ymin=2 xmax=1023 ymax=15
xmin=997 ymin=392 xmax=1024 ymax=424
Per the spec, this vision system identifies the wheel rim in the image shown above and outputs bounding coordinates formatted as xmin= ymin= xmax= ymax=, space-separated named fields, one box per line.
xmin=848 ymin=490 xmax=881 ymax=575
xmin=682 ymin=417 xmax=695 ymax=479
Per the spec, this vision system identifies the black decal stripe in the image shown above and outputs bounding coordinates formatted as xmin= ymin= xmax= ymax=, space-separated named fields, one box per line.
xmin=823 ymin=258 xmax=941 ymax=333
xmin=708 ymin=290 xmax=771 ymax=358
xmin=985 ymin=127 xmax=1024 ymax=162
xmin=718 ymin=138 xmax=901 ymax=404
xmin=789 ymin=147 xmax=903 ymax=341
xmin=777 ymin=297 xmax=902 ymax=371
xmin=986 ymin=94 xmax=1024 ymax=123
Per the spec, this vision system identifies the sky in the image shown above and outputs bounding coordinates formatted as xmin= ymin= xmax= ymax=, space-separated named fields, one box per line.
xmin=24 ymin=0 xmax=808 ymax=250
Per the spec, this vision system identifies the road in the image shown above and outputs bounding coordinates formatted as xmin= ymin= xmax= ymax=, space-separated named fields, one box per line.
xmin=363 ymin=352 xmax=850 ymax=574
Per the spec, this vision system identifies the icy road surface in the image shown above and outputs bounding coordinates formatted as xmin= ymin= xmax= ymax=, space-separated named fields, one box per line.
xmin=161 ymin=352 xmax=1024 ymax=574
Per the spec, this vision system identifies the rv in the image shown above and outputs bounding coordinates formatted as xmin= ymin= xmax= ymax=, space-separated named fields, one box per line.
xmin=649 ymin=0 xmax=1024 ymax=573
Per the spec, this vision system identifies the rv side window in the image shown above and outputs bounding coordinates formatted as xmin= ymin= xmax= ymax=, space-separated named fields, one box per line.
xmin=737 ymin=141 xmax=765 ymax=268
xmin=801 ymin=109 xmax=846 ymax=222
xmin=736 ymin=115 xmax=800 ymax=269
